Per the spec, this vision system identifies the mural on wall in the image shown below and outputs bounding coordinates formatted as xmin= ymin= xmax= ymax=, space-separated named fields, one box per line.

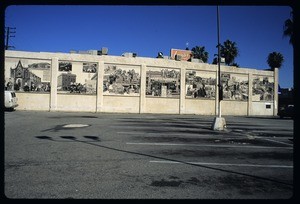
xmin=185 ymin=70 xmax=216 ymax=99
xmin=5 ymin=59 xmax=51 ymax=92
xmin=59 ymin=61 xmax=72 ymax=72
xmin=146 ymin=67 xmax=180 ymax=98
xmin=103 ymin=64 xmax=140 ymax=96
xmin=221 ymin=73 xmax=248 ymax=101
xmin=252 ymin=76 xmax=274 ymax=101
xmin=57 ymin=61 xmax=98 ymax=94
xmin=83 ymin=62 xmax=97 ymax=73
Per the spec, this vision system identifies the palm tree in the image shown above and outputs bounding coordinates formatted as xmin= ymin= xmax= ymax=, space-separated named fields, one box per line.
xmin=283 ymin=11 xmax=294 ymax=46
xmin=220 ymin=39 xmax=239 ymax=66
xmin=191 ymin=46 xmax=209 ymax=63
xmin=267 ymin=52 xmax=284 ymax=70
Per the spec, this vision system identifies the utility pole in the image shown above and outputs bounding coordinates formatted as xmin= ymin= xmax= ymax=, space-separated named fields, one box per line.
xmin=5 ymin=27 xmax=16 ymax=50
xmin=211 ymin=5 xmax=226 ymax=131
xmin=217 ymin=5 xmax=222 ymax=118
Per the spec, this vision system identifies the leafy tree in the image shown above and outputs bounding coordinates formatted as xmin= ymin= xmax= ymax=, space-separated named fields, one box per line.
xmin=220 ymin=39 xmax=239 ymax=66
xmin=191 ymin=46 xmax=209 ymax=63
xmin=212 ymin=57 xmax=218 ymax=65
xmin=283 ymin=11 xmax=294 ymax=46
xmin=267 ymin=52 xmax=284 ymax=70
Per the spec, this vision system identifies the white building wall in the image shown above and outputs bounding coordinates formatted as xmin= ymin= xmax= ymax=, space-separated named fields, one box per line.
xmin=5 ymin=50 xmax=277 ymax=116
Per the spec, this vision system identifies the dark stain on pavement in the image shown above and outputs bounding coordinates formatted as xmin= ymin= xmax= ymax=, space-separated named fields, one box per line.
xmin=60 ymin=136 xmax=77 ymax=140
xmin=35 ymin=136 xmax=53 ymax=140
xmin=48 ymin=115 xmax=98 ymax=119
xmin=83 ymin=136 xmax=100 ymax=141
xmin=150 ymin=176 xmax=202 ymax=187
xmin=35 ymin=135 xmax=101 ymax=142
xmin=150 ymin=179 xmax=183 ymax=187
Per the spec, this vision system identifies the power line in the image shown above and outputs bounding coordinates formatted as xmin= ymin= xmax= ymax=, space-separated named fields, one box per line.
xmin=5 ymin=27 xmax=16 ymax=50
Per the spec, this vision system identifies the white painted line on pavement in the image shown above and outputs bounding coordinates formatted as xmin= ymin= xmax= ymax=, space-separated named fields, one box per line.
xmin=63 ymin=124 xmax=89 ymax=128
xmin=257 ymin=137 xmax=293 ymax=146
xmin=126 ymin=142 xmax=293 ymax=150
xmin=149 ymin=160 xmax=293 ymax=169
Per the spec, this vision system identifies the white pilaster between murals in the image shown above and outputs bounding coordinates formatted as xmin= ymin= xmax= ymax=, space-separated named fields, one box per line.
xmin=248 ymin=73 xmax=253 ymax=116
xmin=273 ymin=68 xmax=279 ymax=116
xmin=50 ymin=57 xmax=58 ymax=111
xmin=96 ymin=61 xmax=104 ymax=112
xmin=139 ymin=64 xmax=147 ymax=114
xmin=179 ymin=67 xmax=186 ymax=114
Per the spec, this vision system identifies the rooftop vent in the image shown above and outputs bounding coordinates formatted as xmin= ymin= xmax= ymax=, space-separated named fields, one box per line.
xmin=122 ymin=52 xmax=137 ymax=57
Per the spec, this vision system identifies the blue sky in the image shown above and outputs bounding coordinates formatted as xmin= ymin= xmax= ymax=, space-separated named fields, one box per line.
xmin=5 ymin=5 xmax=293 ymax=88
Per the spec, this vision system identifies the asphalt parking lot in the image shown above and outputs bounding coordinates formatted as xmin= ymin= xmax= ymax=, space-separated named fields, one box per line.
xmin=4 ymin=110 xmax=294 ymax=199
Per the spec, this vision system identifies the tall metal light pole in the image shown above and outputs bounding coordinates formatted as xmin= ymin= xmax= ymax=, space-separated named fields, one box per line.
xmin=212 ymin=5 xmax=226 ymax=131
xmin=217 ymin=5 xmax=221 ymax=118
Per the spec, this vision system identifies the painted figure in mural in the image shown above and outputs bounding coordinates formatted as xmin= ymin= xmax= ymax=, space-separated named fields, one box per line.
xmin=6 ymin=79 xmax=13 ymax=90
xmin=37 ymin=84 xmax=43 ymax=92
xmin=31 ymin=82 xmax=36 ymax=91
xmin=23 ymin=82 xmax=30 ymax=92
xmin=108 ymin=83 xmax=114 ymax=93
xmin=133 ymin=85 xmax=139 ymax=93
xmin=43 ymin=83 xmax=50 ymax=92
xmin=197 ymin=83 xmax=207 ymax=97
xmin=14 ymin=83 xmax=19 ymax=91
xmin=186 ymin=85 xmax=193 ymax=96
xmin=193 ymin=88 xmax=198 ymax=98
xmin=128 ymin=85 xmax=135 ymax=94
xmin=68 ymin=82 xmax=86 ymax=94
xmin=14 ymin=79 xmax=22 ymax=91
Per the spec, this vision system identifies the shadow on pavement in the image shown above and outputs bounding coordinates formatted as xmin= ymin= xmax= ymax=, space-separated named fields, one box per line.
xmin=35 ymin=135 xmax=293 ymax=188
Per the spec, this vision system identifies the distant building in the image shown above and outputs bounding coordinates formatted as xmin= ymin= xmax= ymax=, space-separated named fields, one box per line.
xmin=170 ymin=49 xmax=192 ymax=61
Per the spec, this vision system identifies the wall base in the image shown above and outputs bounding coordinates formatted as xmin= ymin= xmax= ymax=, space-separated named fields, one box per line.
xmin=211 ymin=117 xmax=226 ymax=131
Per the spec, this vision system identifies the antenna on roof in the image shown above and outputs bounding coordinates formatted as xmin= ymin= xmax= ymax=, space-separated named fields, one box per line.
xmin=185 ymin=42 xmax=189 ymax=50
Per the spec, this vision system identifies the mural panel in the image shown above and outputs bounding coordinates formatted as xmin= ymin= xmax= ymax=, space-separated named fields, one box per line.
xmin=221 ymin=73 xmax=248 ymax=101
xmin=5 ymin=58 xmax=51 ymax=93
xmin=252 ymin=76 xmax=274 ymax=101
xmin=83 ymin=62 xmax=97 ymax=73
xmin=59 ymin=61 xmax=72 ymax=72
xmin=103 ymin=64 xmax=140 ymax=96
xmin=146 ymin=67 xmax=180 ymax=98
xmin=57 ymin=61 xmax=98 ymax=94
xmin=186 ymin=70 xmax=216 ymax=99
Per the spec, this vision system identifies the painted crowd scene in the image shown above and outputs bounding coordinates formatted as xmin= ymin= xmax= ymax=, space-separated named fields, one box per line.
xmin=103 ymin=65 xmax=141 ymax=96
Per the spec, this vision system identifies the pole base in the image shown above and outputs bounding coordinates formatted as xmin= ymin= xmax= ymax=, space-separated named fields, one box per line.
xmin=211 ymin=117 xmax=226 ymax=131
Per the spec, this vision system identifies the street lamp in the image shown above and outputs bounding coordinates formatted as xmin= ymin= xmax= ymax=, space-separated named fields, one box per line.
xmin=212 ymin=5 xmax=226 ymax=131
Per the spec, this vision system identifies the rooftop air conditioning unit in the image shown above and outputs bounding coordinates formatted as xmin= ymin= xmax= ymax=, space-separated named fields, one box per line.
xmin=88 ymin=50 xmax=98 ymax=55
xmin=122 ymin=52 xmax=133 ymax=57
xmin=122 ymin=52 xmax=137 ymax=57
xmin=101 ymin=47 xmax=108 ymax=55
